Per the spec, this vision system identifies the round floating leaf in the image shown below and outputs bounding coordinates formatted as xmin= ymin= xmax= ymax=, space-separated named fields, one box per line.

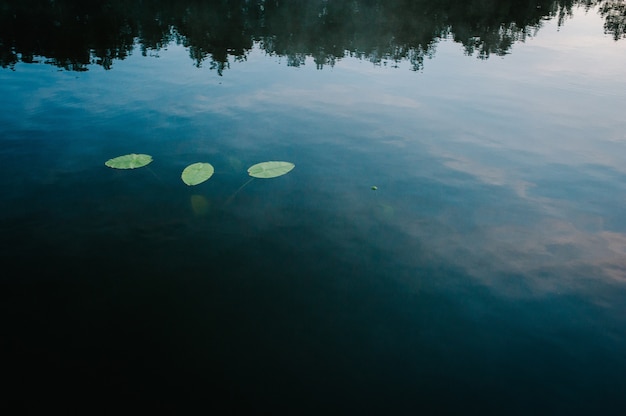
xmin=181 ymin=162 xmax=215 ymax=186
xmin=247 ymin=161 xmax=295 ymax=179
xmin=105 ymin=153 xmax=153 ymax=169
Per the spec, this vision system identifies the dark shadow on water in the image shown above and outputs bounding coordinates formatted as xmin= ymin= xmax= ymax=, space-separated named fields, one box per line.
xmin=2 ymin=182 xmax=626 ymax=414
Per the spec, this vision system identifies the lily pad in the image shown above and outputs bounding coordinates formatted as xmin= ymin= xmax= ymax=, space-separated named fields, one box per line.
xmin=105 ymin=153 xmax=153 ymax=169
xmin=181 ymin=162 xmax=215 ymax=186
xmin=247 ymin=161 xmax=295 ymax=179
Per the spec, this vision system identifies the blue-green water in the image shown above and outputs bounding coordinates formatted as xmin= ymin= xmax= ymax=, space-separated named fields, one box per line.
xmin=1 ymin=1 xmax=626 ymax=414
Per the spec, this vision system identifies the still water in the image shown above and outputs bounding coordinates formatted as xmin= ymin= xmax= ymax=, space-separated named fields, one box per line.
xmin=1 ymin=1 xmax=626 ymax=414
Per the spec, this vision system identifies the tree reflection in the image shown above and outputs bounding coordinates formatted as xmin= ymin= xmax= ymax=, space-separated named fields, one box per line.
xmin=0 ymin=0 xmax=623 ymax=72
xmin=598 ymin=0 xmax=626 ymax=40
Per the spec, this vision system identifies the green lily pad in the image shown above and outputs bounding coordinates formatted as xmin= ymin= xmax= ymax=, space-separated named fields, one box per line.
xmin=181 ymin=162 xmax=215 ymax=186
xmin=105 ymin=153 xmax=153 ymax=169
xmin=247 ymin=161 xmax=295 ymax=179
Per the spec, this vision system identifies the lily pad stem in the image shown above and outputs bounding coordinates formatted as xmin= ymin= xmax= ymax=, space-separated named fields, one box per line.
xmin=224 ymin=177 xmax=255 ymax=206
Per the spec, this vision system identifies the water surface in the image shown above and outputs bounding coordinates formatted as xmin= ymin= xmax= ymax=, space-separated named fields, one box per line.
xmin=1 ymin=1 xmax=626 ymax=414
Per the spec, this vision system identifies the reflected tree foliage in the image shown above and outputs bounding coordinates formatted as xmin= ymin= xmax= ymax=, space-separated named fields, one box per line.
xmin=598 ymin=0 xmax=626 ymax=39
xmin=0 ymin=0 xmax=624 ymax=72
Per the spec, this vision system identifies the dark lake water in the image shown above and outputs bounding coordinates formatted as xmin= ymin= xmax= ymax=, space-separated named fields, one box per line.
xmin=2 ymin=1 xmax=626 ymax=414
